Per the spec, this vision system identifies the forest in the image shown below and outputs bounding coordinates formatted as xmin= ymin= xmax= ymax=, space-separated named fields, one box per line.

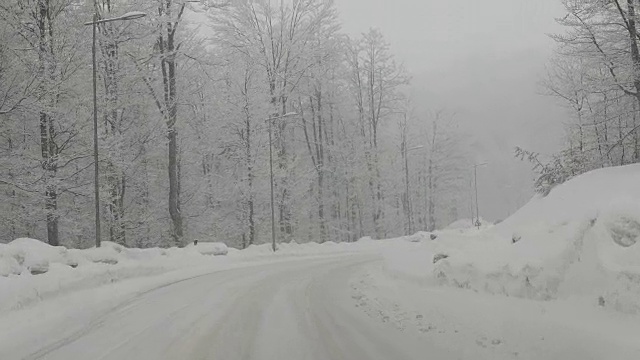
xmin=529 ymin=0 xmax=640 ymax=194
xmin=0 ymin=0 xmax=471 ymax=248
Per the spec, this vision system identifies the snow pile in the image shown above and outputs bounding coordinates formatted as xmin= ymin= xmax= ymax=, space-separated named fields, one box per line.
xmin=0 ymin=238 xmax=75 ymax=276
xmin=419 ymin=164 xmax=640 ymax=313
xmin=0 ymin=240 xmax=231 ymax=276
xmin=0 ymin=239 xmax=233 ymax=312
xmin=185 ymin=242 xmax=229 ymax=256
xmin=375 ymin=165 xmax=640 ymax=313
xmin=376 ymin=231 xmax=477 ymax=284
xmin=0 ymin=237 xmax=362 ymax=313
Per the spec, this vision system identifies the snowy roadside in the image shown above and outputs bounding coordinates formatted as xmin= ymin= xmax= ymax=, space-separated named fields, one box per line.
xmin=0 ymin=239 xmax=379 ymax=359
xmin=349 ymin=261 xmax=640 ymax=360
xmin=345 ymin=164 xmax=640 ymax=358
xmin=0 ymin=254 xmax=377 ymax=359
xmin=377 ymin=164 xmax=640 ymax=314
xmin=0 ymin=238 xmax=365 ymax=314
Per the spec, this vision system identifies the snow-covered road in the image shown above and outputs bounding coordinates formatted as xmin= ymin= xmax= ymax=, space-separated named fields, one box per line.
xmin=5 ymin=255 xmax=448 ymax=360
xmin=3 ymin=249 xmax=640 ymax=360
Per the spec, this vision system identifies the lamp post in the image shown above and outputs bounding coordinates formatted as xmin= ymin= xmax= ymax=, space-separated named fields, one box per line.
xmin=266 ymin=112 xmax=297 ymax=252
xmin=84 ymin=11 xmax=146 ymax=248
xmin=473 ymin=162 xmax=488 ymax=229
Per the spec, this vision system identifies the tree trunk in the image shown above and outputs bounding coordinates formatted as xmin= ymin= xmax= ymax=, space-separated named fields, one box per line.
xmin=318 ymin=170 xmax=326 ymax=243
xmin=160 ymin=1 xmax=183 ymax=245
xmin=374 ymin=151 xmax=384 ymax=238
xmin=99 ymin=12 xmax=126 ymax=245
xmin=625 ymin=0 xmax=640 ymax=105
xmin=400 ymin=118 xmax=412 ymax=234
xmin=634 ymin=101 xmax=640 ymax=161
xmin=316 ymin=90 xmax=326 ymax=243
xmin=243 ymin=91 xmax=255 ymax=247
xmin=168 ymin=126 xmax=182 ymax=243
xmin=37 ymin=0 xmax=59 ymax=246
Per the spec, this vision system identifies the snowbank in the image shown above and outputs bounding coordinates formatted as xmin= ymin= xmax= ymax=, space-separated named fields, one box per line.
xmin=0 ymin=238 xmax=70 ymax=276
xmin=0 ymin=237 xmax=363 ymax=313
xmin=0 ymin=239 xmax=238 ymax=312
xmin=185 ymin=242 xmax=229 ymax=256
xmin=380 ymin=164 xmax=640 ymax=313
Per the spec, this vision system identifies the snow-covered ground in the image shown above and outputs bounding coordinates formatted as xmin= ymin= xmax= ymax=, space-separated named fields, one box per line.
xmin=2 ymin=164 xmax=640 ymax=359
xmin=380 ymin=164 xmax=640 ymax=314
xmin=350 ymin=261 xmax=640 ymax=359
xmin=360 ymin=164 xmax=640 ymax=358
xmin=0 ymin=238 xmax=362 ymax=313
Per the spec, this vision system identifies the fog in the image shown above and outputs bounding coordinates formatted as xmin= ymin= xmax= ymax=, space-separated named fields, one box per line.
xmin=4 ymin=2 xmax=640 ymax=358
xmin=336 ymin=0 xmax=567 ymax=221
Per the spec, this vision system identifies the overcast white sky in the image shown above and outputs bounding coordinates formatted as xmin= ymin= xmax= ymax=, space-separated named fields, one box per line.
xmin=335 ymin=0 xmax=568 ymax=221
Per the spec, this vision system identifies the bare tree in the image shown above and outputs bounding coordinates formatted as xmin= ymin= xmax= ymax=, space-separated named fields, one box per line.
xmin=347 ymin=28 xmax=409 ymax=238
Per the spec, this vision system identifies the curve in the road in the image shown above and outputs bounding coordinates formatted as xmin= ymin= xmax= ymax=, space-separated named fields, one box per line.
xmin=24 ymin=255 xmax=445 ymax=360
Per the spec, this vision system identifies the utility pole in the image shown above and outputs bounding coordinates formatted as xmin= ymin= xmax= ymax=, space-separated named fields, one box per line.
xmin=268 ymin=116 xmax=276 ymax=252
xmin=473 ymin=162 xmax=487 ymax=229
xmin=265 ymin=112 xmax=297 ymax=252
xmin=403 ymin=140 xmax=411 ymax=233
xmin=84 ymin=11 xmax=146 ymax=248
xmin=91 ymin=12 xmax=100 ymax=249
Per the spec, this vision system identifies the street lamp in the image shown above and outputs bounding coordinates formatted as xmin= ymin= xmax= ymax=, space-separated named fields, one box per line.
xmin=472 ymin=162 xmax=488 ymax=229
xmin=266 ymin=112 xmax=297 ymax=252
xmin=84 ymin=11 xmax=147 ymax=248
